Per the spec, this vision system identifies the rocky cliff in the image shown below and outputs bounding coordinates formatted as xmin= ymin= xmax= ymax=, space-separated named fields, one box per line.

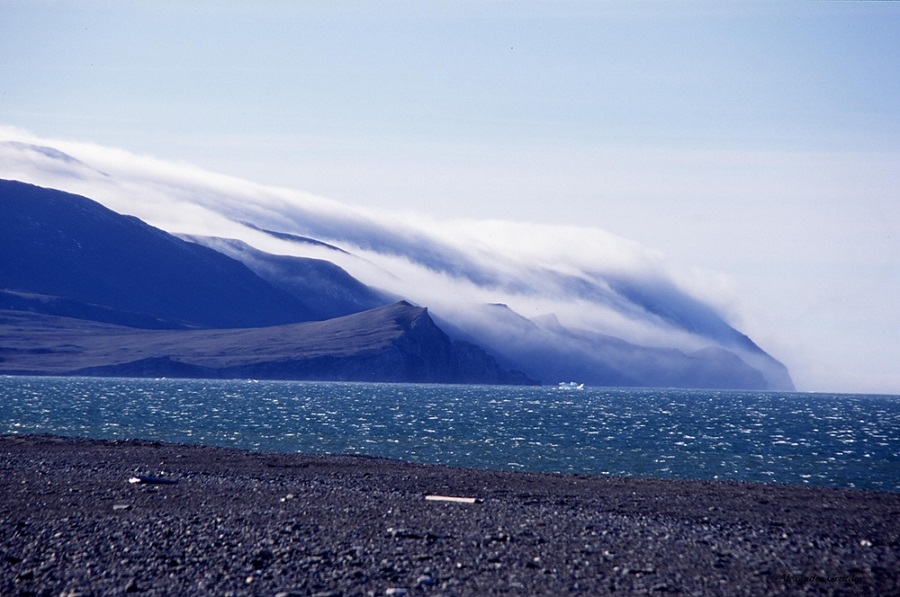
xmin=0 ymin=303 xmax=537 ymax=384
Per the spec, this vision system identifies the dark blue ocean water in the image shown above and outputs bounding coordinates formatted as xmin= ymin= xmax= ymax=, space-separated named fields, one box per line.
xmin=2 ymin=376 xmax=898 ymax=491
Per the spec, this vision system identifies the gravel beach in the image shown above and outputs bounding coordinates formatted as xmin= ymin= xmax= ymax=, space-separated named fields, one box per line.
xmin=1 ymin=434 xmax=897 ymax=596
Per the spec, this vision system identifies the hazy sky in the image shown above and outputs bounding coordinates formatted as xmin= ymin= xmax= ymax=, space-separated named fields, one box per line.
xmin=2 ymin=1 xmax=899 ymax=394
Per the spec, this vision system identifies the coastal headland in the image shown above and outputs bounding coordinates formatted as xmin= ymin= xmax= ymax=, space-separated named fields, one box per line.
xmin=1 ymin=434 xmax=897 ymax=595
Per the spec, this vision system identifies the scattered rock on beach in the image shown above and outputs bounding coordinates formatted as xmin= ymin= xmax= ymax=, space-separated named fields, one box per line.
xmin=1 ymin=434 xmax=898 ymax=596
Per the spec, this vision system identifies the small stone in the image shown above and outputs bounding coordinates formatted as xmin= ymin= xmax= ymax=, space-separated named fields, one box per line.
xmin=385 ymin=589 xmax=408 ymax=596
xmin=417 ymin=574 xmax=435 ymax=586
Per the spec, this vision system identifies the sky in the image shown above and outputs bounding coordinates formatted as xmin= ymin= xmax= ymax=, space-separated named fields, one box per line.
xmin=1 ymin=1 xmax=899 ymax=394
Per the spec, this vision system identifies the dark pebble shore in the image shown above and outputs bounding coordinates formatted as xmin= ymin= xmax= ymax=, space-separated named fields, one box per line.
xmin=1 ymin=434 xmax=898 ymax=596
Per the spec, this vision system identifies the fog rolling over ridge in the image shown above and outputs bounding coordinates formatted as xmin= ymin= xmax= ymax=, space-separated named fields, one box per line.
xmin=0 ymin=132 xmax=792 ymax=390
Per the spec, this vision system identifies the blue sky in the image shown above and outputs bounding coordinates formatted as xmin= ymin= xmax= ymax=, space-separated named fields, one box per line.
xmin=2 ymin=1 xmax=899 ymax=393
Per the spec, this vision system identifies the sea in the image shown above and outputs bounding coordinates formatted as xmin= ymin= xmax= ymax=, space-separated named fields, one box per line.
xmin=2 ymin=376 xmax=898 ymax=492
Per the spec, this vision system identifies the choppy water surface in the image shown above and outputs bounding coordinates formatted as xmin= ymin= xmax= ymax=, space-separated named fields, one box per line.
xmin=2 ymin=377 xmax=898 ymax=491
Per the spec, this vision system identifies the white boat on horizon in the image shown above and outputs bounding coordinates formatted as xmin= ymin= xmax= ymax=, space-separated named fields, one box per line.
xmin=557 ymin=381 xmax=585 ymax=390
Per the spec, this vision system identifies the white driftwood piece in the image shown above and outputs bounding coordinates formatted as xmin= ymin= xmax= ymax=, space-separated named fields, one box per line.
xmin=424 ymin=495 xmax=483 ymax=504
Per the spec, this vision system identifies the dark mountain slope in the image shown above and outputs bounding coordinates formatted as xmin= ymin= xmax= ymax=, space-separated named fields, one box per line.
xmin=0 ymin=302 xmax=536 ymax=384
xmin=0 ymin=180 xmax=319 ymax=328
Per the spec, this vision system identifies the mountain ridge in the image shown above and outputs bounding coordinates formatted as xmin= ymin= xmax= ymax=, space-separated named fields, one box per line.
xmin=0 ymin=172 xmax=794 ymax=390
xmin=0 ymin=180 xmax=533 ymax=385
xmin=0 ymin=303 xmax=536 ymax=384
xmin=0 ymin=179 xmax=316 ymax=329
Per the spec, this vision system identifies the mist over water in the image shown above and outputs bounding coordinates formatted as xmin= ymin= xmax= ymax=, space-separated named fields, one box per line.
xmin=2 ymin=377 xmax=897 ymax=492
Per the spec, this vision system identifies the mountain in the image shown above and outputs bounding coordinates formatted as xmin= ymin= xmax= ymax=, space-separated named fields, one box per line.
xmin=0 ymin=180 xmax=316 ymax=328
xmin=0 ymin=302 xmax=535 ymax=384
xmin=0 ymin=180 xmax=532 ymax=384
xmin=0 ymin=135 xmax=796 ymax=390
xmin=436 ymin=303 xmax=788 ymax=390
